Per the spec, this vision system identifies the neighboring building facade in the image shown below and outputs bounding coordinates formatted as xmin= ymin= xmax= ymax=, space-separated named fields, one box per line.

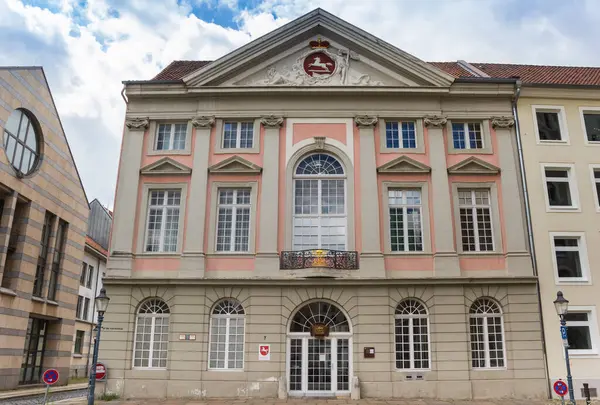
xmin=71 ymin=199 xmax=112 ymax=378
xmin=102 ymin=10 xmax=546 ymax=400
xmin=433 ymin=62 xmax=600 ymax=400
xmin=0 ymin=67 xmax=88 ymax=389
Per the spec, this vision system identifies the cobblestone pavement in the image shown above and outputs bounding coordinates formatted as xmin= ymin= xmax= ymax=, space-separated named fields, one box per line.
xmin=0 ymin=389 xmax=87 ymax=405
xmin=51 ymin=398 xmax=564 ymax=405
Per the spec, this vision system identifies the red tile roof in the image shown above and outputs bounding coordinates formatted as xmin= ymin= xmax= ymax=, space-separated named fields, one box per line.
xmin=431 ymin=62 xmax=600 ymax=86
xmin=150 ymin=60 xmax=600 ymax=86
xmin=86 ymin=235 xmax=108 ymax=257
xmin=152 ymin=60 xmax=211 ymax=81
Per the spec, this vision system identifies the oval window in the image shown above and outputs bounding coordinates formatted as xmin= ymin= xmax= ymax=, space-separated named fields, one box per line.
xmin=2 ymin=109 xmax=42 ymax=176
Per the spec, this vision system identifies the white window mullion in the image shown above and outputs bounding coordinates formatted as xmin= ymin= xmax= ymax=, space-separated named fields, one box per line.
xmin=408 ymin=317 xmax=415 ymax=369
xmin=331 ymin=338 xmax=337 ymax=392
xmin=224 ymin=317 xmax=231 ymax=369
xmin=230 ymin=205 xmax=238 ymax=252
xmin=317 ymin=179 xmax=323 ymax=248
xmin=148 ymin=316 xmax=156 ymax=367
xmin=159 ymin=198 xmax=167 ymax=252
xmin=483 ymin=317 xmax=491 ymax=368
xmin=236 ymin=125 xmax=241 ymax=148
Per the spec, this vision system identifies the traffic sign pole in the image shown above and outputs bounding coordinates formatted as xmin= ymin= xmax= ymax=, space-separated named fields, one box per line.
xmin=41 ymin=369 xmax=59 ymax=405
xmin=43 ymin=384 xmax=50 ymax=405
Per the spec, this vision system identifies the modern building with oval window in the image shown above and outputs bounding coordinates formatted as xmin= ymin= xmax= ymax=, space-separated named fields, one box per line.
xmin=0 ymin=67 xmax=89 ymax=389
xmin=101 ymin=9 xmax=548 ymax=400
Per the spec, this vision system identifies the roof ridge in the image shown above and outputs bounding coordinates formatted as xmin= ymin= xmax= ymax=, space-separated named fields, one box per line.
xmin=470 ymin=61 xmax=600 ymax=69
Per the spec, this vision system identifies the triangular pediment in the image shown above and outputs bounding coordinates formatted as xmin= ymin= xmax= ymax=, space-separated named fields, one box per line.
xmin=208 ymin=156 xmax=262 ymax=174
xmin=447 ymin=157 xmax=500 ymax=175
xmin=377 ymin=156 xmax=431 ymax=173
xmin=183 ymin=9 xmax=454 ymax=88
xmin=140 ymin=158 xmax=192 ymax=175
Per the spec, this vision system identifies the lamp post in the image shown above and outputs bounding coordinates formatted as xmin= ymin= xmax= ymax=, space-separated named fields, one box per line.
xmin=554 ymin=291 xmax=576 ymax=405
xmin=88 ymin=288 xmax=110 ymax=405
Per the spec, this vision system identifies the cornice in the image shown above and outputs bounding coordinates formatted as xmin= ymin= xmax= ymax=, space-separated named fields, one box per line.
xmin=491 ymin=116 xmax=515 ymax=129
xmin=423 ymin=115 xmax=447 ymax=128
xmin=191 ymin=115 xmax=215 ymax=128
xmin=354 ymin=115 xmax=378 ymax=128
xmin=260 ymin=115 xmax=284 ymax=128
xmin=125 ymin=117 xmax=149 ymax=131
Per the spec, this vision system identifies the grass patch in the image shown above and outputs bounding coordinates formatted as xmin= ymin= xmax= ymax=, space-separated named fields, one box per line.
xmin=68 ymin=377 xmax=88 ymax=384
xmin=99 ymin=392 xmax=120 ymax=401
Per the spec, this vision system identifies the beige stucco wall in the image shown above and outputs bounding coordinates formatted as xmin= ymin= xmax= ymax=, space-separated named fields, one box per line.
xmin=518 ymin=88 xmax=600 ymax=398
xmin=98 ymin=282 xmax=546 ymax=400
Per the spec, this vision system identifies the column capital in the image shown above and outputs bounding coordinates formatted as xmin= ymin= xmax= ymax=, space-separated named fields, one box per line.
xmin=491 ymin=116 xmax=515 ymax=129
xmin=260 ymin=115 xmax=284 ymax=128
xmin=354 ymin=115 xmax=378 ymax=128
xmin=423 ymin=115 xmax=447 ymax=128
xmin=125 ymin=117 xmax=149 ymax=131
xmin=191 ymin=115 xmax=215 ymax=128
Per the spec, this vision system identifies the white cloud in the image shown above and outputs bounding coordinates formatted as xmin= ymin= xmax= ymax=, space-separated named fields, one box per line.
xmin=0 ymin=0 xmax=598 ymax=208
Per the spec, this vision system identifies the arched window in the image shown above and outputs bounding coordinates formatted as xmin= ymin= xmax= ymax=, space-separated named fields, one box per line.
xmin=289 ymin=301 xmax=350 ymax=333
xmin=395 ymin=299 xmax=430 ymax=370
xmin=293 ymin=153 xmax=346 ymax=250
xmin=469 ymin=298 xmax=505 ymax=368
xmin=133 ymin=298 xmax=170 ymax=368
xmin=209 ymin=299 xmax=245 ymax=370
xmin=2 ymin=108 xmax=42 ymax=176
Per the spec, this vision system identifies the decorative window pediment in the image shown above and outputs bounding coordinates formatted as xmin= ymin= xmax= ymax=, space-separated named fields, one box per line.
xmin=377 ymin=156 xmax=431 ymax=173
xmin=208 ymin=156 xmax=262 ymax=174
xmin=447 ymin=157 xmax=500 ymax=175
xmin=140 ymin=157 xmax=192 ymax=175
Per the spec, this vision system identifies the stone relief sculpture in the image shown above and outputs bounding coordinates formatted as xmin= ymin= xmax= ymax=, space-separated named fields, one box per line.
xmin=249 ymin=47 xmax=383 ymax=87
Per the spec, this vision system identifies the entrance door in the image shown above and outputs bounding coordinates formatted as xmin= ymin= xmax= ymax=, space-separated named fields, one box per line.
xmin=307 ymin=339 xmax=331 ymax=392
xmin=288 ymin=301 xmax=352 ymax=396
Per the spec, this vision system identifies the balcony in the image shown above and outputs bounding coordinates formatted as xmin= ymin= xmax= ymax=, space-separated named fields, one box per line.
xmin=280 ymin=249 xmax=359 ymax=270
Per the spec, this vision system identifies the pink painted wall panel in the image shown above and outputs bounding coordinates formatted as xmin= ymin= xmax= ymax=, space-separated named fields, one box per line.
xmin=384 ymin=256 xmax=434 ymax=271
xmin=459 ymin=256 xmax=506 ymax=271
xmin=292 ymin=123 xmax=346 ymax=146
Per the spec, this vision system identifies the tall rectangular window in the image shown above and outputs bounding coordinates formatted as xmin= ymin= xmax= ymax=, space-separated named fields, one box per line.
xmin=216 ymin=189 xmax=251 ymax=252
xmin=155 ymin=123 xmax=187 ymax=151
xmin=222 ymin=122 xmax=254 ymax=149
xmin=33 ymin=212 xmax=53 ymax=297
xmin=145 ymin=190 xmax=181 ymax=252
xmin=76 ymin=295 xmax=83 ymax=319
xmin=388 ymin=189 xmax=423 ymax=252
xmin=592 ymin=168 xmax=600 ymax=208
xmin=458 ymin=189 xmax=494 ymax=252
xmin=386 ymin=121 xmax=416 ymax=149
xmin=48 ymin=220 xmax=67 ymax=301
xmin=86 ymin=265 xmax=94 ymax=289
xmin=544 ymin=167 xmax=575 ymax=208
xmin=83 ymin=297 xmax=90 ymax=321
xmin=563 ymin=308 xmax=599 ymax=355
xmin=583 ymin=112 xmax=600 ymax=142
xmin=73 ymin=330 xmax=85 ymax=354
xmin=536 ymin=111 xmax=562 ymax=141
xmin=79 ymin=263 xmax=87 ymax=287
xmin=551 ymin=235 xmax=588 ymax=282
xmin=74 ymin=330 xmax=85 ymax=354
xmin=452 ymin=122 xmax=483 ymax=150
xmin=20 ymin=318 xmax=48 ymax=384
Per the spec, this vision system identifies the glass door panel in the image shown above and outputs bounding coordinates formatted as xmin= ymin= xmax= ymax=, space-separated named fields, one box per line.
xmin=307 ymin=339 xmax=331 ymax=391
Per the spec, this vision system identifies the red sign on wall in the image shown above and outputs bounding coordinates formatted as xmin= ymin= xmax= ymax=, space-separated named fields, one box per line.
xmin=93 ymin=363 xmax=107 ymax=381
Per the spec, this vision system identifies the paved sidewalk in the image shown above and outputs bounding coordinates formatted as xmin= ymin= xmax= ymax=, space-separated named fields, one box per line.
xmin=0 ymin=384 xmax=87 ymax=400
xmin=51 ymin=398 xmax=565 ymax=405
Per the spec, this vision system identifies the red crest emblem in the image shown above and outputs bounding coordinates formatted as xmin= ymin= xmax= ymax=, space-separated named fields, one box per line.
xmin=303 ymin=52 xmax=336 ymax=77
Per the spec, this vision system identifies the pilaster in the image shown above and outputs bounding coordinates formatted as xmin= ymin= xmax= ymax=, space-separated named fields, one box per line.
xmin=180 ymin=116 xmax=215 ymax=278
xmin=255 ymin=115 xmax=284 ymax=276
xmin=108 ymin=117 xmax=147 ymax=278
xmin=425 ymin=115 xmax=460 ymax=277
xmin=354 ymin=115 xmax=385 ymax=277
xmin=492 ymin=116 xmax=532 ymax=276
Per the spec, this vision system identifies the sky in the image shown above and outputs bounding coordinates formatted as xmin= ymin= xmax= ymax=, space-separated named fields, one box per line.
xmin=1 ymin=0 xmax=600 ymax=208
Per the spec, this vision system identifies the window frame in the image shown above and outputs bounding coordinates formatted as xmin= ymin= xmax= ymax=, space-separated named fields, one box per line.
xmin=394 ymin=299 xmax=431 ymax=371
xmin=147 ymin=121 xmax=192 ymax=156
xmin=378 ymin=118 xmax=424 ymax=153
xmin=214 ymin=119 xmax=260 ymax=154
xmin=469 ymin=298 xmax=507 ymax=370
xmin=74 ymin=330 xmax=85 ymax=355
xmin=589 ymin=164 xmax=600 ymax=212
xmin=208 ymin=181 xmax=258 ymax=255
xmin=564 ymin=306 xmax=599 ymax=357
xmin=381 ymin=182 xmax=431 ymax=254
xmin=79 ymin=263 xmax=87 ymax=287
xmin=549 ymin=232 xmax=591 ymax=285
xmin=76 ymin=295 xmax=83 ymax=320
xmin=452 ymin=183 xmax=502 ymax=255
xmin=136 ymin=183 xmax=187 ymax=255
xmin=215 ymin=188 xmax=252 ymax=253
xmin=83 ymin=297 xmax=90 ymax=321
xmin=208 ymin=299 xmax=246 ymax=371
xmin=532 ymin=105 xmax=569 ymax=144
xmin=579 ymin=107 xmax=600 ymax=145
xmin=86 ymin=265 xmax=94 ymax=289
xmin=33 ymin=212 xmax=53 ymax=298
xmin=1 ymin=108 xmax=43 ymax=177
xmin=47 ymin=220 xmax=67 ymax=302
xmin=541 ymin=163 xmax=580 ymax=212
xmin=447 ymin=119 xmax=492 ymax=154
xmin=132 ymin=299 xmax=170 ymax=370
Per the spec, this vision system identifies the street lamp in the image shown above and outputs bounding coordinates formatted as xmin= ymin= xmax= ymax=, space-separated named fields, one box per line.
xmin=88 ymin=288 xmax=110 ymax=405
xmin=554 ymin=291 xmax=576 ymax=405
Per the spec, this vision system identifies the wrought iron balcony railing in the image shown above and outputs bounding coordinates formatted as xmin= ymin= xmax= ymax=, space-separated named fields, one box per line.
xmin=280 ymin=249 xmax=359 ymax=270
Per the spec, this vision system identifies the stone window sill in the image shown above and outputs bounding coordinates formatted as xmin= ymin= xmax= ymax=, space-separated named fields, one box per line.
xmin=0 ymin=287 xmax=17 ymax=297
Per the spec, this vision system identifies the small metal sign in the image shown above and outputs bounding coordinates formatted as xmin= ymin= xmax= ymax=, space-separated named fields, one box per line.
xmin=258 ymin=344 xmax=270 ymax=361
xmin=560 ymin=325 xmax=568 ymax=339
xmin=311 ymin=323 xmax=329 ymax=338
xmin=42 ymin=369 xmax=59 ymax=385
xmin=94 ymin=362 xmax=107 ymax=381
xmin=554 ymin=380 xmax=568 ymax=397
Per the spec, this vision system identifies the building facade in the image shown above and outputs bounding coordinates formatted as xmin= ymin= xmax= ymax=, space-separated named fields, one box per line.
xmin=0 ymin=67 xmax=89 ymax=389
xmin=431 ymin=62 xmax=600 ymax=400
xmin=101 ymin=10 xmax=547 ymax=400
xmin=71 ymin=199 xmax=111 ymax=378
